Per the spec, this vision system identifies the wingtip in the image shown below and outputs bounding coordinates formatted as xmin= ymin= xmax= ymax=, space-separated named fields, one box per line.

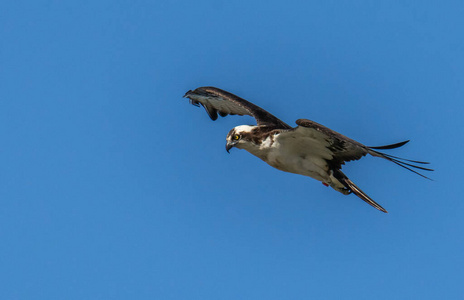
xmin=369 ymin=140 xmax=410 ymax=150
xmin=183 ymin=90 xmax=193 ymax=98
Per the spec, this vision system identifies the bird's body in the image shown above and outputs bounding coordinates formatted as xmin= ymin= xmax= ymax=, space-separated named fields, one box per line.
xmin=184 ymin=86 xmax=432 ymax=213
xmin=233 ymin=125 xmax=333 ymax=183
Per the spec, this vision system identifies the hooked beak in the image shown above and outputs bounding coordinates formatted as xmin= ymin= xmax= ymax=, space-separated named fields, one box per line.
xmin=225 ymin=141 xmax=235 ymax=153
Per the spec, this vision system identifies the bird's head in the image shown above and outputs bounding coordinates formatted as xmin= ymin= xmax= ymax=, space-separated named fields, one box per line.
xmin=225 ymin=125 xmax=258 ymax=153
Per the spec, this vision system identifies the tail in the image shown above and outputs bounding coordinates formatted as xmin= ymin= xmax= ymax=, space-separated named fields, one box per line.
xmin=367 ymin=140 xmax=434 ymax=180
xmin=332 ymin=169 xmax=388 ymax=213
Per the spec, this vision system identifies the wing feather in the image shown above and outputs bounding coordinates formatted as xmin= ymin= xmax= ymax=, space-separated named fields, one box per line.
xmin=294 ymin=119 xmax=369 ymax=168
xmin=295 ymin=118 xmax=433 ymax=178
xmin=184 ymin=87 xmax=291 ymax=129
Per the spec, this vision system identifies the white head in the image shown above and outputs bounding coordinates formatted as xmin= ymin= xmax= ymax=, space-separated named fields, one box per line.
xmin=225 ymin=125 xmax=258 ymax=152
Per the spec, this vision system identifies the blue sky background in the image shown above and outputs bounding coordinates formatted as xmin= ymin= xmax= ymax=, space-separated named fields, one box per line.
xmin=1 ymin=1 xmax=463 ymax=299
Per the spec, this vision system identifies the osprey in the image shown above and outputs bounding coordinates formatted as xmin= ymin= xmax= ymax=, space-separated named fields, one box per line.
xmin=184 ymin=86 xmax=432 ymax=213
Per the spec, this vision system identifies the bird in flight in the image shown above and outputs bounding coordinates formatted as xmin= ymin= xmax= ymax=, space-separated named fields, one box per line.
xmin=183 ymin=86 xmax=432 ymax=213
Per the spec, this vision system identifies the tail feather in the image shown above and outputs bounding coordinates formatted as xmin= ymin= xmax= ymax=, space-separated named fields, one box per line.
xmin=333 ymin=170 xmax=388 ymax=213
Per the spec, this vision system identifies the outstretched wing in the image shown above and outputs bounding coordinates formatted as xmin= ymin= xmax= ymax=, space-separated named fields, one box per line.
xmin=288 ymin=119 xmax=432 ymax=212
xmin=294 ymin=119 xmax=433 ymax=177
xmin=292 ymin=119 xmax=370 ymax=169
xmin=184 ymin=86 xmax=291 ymax=129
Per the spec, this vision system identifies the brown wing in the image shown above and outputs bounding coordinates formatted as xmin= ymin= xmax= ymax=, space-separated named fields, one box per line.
xmin=295 ymin=119 xmax=370 ymax=169
xmin=184 ymin=87 xmax=291 ymax=129
xmin=296 ymin=119 xmax=433 ymax=177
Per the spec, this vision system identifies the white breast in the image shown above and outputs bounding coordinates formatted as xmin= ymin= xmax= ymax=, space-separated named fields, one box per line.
xmin=253 ymin=135 xmax=332 ymax=183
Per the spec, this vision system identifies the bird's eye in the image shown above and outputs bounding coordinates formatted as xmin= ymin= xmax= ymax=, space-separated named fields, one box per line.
xmin=233 ymin=134 xmax=240 ymax=140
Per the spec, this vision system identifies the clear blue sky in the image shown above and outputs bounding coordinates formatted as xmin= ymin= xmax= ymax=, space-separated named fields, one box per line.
xmin=1 ymin=1 xmax=463 ymax=299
